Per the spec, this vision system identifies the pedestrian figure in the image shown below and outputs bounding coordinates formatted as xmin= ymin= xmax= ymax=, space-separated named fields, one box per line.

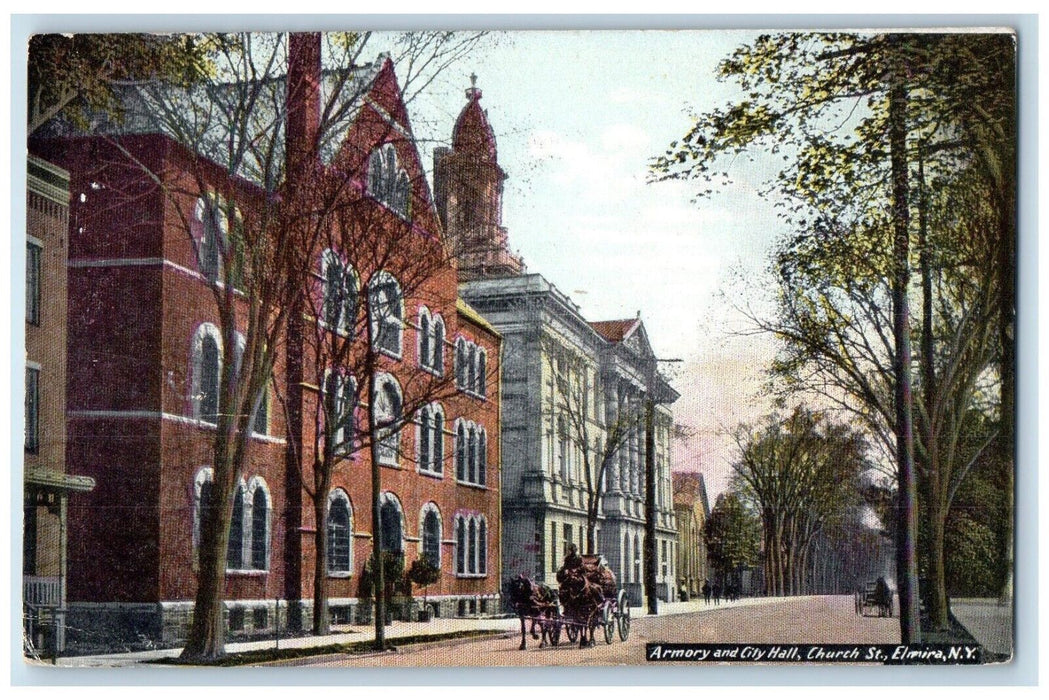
xmin=712 ymin=583 xmax=721 ymax=605
xmin=702 ymin=580 xmax=711 ymax=605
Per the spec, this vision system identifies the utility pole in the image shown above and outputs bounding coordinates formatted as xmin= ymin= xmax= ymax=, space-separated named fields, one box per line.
xmin=643 ymin=357 xmax=680 ymax=616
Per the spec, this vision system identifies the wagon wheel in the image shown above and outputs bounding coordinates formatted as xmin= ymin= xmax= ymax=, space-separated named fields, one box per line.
xmin=617 ymin=590 xmax=631 ymax=641
xmin=602 ymin=603 xmax=615 ymax=645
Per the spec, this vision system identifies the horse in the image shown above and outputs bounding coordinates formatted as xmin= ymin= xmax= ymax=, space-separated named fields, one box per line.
xmin=507 ymin=574 xmax=560 ymax=650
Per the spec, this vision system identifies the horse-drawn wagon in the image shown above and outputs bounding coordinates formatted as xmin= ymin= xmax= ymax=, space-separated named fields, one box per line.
xmin=507 ymin=548 xmax=631 ymax=649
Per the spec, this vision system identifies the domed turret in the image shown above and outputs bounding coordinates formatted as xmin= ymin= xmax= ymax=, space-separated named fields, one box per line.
xmin=433 ymin=74 xmax=524 ymax=282
xmin=451 ymin=74 xmax=498 ymax=161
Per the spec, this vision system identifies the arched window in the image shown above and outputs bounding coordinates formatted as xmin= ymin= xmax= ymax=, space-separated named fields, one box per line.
xmin=477 ymin=349 xmax=487 ymax=397
xmin=369 ymin=272 xmax=403 ymax=357
xmin=194 ymin=195 xmax=226 ymax=281
xmin=375 ymin=374 xmax=402 ymax=465
xmin=455 ymin=420 xmax=466 ymax=481
xmin=455 ymin=339 xmax=466 ymax=389
xmin=557 ymin=416 xmax=569 ymax=481
xmin=467 ymin=518 xmax=478 ymax=574
xmin=418 ymin=404 xmax=432 ymax=472
xmin=327 ymin=489 xmax=352 ymax=574
xmin=455 ymin=516 xmax=466 ymax=574
xmin=324 ymin=370 xmax=356 ymax=455
xmin=193 ymin=467 xmax=215 ymax=553
xmin=379 ymin=492 xmax=403 ymax=555
xmin=432 ymin=317 xmax=445 ymax=375
xmin=431 ymin=407 xmax=444 ymax=474
xmin=320 ymin=250 xmax=357 ymax=335
xmin=227 ymin=483 xmax=245 ymax=569
xmin=478 ymin=517 xmax=488 ymax=575
xmin=421 ymin=504 xmax=441 ymax=569
xmin=478 ymin=429 xmax=487 ymax=486
xmin=191 ymin=323 xmax=222 ymax=424
xmin=249 ymin=478 xmax=270 ymax=570
xmin=419 ymin=309 xmax=432 ymax=369
xmin=467 ymin=344 xmax=477 ymax=394
xmin=366 ymin=144 xmax=410 ymax=217
xmin=467 ymin=425 xmax=477 ymax=484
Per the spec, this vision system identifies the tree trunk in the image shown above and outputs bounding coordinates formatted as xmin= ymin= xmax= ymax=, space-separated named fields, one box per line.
xmin=927 ymin=508 xmax=949 ymax=630
xmin=368 ymin=359 xmax=386 ymax=650
xmin=312 ymin=492 xmax=330 ymax=635
xmin=888 ymin=39 xmax=921 ymax=644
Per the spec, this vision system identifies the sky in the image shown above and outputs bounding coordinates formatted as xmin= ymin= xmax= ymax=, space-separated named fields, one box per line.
xmin=395 ymin=30 xmax=787 ymax=499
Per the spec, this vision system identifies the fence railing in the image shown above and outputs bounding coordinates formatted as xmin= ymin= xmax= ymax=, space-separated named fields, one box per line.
xmin=24 ymin=576 xmax=61 ymax=607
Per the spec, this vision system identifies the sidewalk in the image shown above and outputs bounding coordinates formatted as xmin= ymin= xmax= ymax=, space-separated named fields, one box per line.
xmin=950 ymin=598 xmax=1013 ymax=659
xmin=46 ymin=596 xmax=771 ymax=667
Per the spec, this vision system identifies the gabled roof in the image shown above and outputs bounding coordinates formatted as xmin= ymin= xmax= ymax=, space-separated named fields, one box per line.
xmin=589 ymin=318 xmax=640 ymax=343
xmin=673 ymin=471 xmax=710 ymax=517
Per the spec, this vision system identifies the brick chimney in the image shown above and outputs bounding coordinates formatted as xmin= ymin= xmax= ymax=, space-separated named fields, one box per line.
xmin=286 ymin=32 xmax=321 ymax=178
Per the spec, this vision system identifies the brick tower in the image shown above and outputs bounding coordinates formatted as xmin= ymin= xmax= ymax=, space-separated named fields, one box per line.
xmin=434 ymin=75 xmax=524 ymax=281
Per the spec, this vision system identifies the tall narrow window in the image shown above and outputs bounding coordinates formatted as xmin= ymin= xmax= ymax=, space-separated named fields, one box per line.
xmin=196 ymin=196 xmax=225 ymax=281
xmin=227 ymin=486 xmax=244 ymax=569
xmin=467 ymin=518 xmax=478 ymax=574
xmin=26 ymin=242 xmax=41 ymax=325
xmin=467 ymin=426 xmax=477 ymax=484
xmin=478 ymin=518 xmax=488 ymax=575
xmin=379 ymin=494 xmax=403 ymax=555
xmin=327 ymin=490 xmax=352 ymax=574
xmin=251 ymin=486 xmax=269 ymax=570
xmin=25 ymin=366 xmax=39 ymax=453
xmin=369 ymin=273 xmax=403 ymax=357
xmin=419 ymin=311 xmax=431 ymax=369
xmin=478 ymin=429 xmax=487 ymax=486
xmin=455 ymin=339 xmax=466 ymax=388
xmin=253 ymin=385 xmax=268 ymax=435
xmin=467 ymin=344 xmax=477 ymax=393
xmin=455 ymin=422 xmax=466 ymax=481
xmin=432 ymin=408 xmax=444 ymax=474
xmin=432 ymin=318 xmax=445 ymax=374
xmin=418 ymin=405 xmax=432 ymax=471
xmin=321 ymin=251 xmax=356 ymax=334
xmin=422 ymin=506 xmax=441 ymax=569
xmin=477 ymin=350 xmax=487 ymax=397
xmin=200 ymin=335 xmax=220 ymax=423
xmin=375 ymin=375 xmax=402 ymax=465
xmin=456 ymin=516 xmax=466 ymax=574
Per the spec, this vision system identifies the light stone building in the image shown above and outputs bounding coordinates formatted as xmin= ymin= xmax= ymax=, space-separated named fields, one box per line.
xmin=437 ymin=80 xmax=679 ymax=604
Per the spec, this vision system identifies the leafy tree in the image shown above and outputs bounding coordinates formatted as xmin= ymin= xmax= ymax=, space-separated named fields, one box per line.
xmin=28 ymin=33 xmax=211 ymax=136
xmin=651 ymin=31 xmax=1014 ymax=637
xmin=729 ymin=407 xmax=868 ymax=596
xmin=705 ymin=491 xmax=760 ymax=588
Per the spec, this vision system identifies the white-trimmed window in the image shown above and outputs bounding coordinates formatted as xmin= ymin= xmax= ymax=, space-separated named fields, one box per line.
xmin=379 ymin=491 xmax=404 ymax=555
xmin=323 ymin=370 xmax=357 ymax=455
xmin=327 ymin=489 xmax=353 ymax=575
xmin=417 ymin=309 xmax=446 ymax=375
xmin=454 ymin=419 xmax=487 ymax=487
xmin=367 ymin=144 xmax=411 ymax=218
xmin=226 ymin=481 xmax=246 ymax=569
xmin=368 ymin=271 xmax=403 ymax=358
xmin=417 ymin=402 xmax=444 ymax=475
xmin=454 ymin=513 xmax=488 ymax=577
xmin=193 ymin=195 xmax=228 ymax=281
xmin=374 ymin=374 xmax=403 ymax=466
xmin=246 ymin=476 xmax=271 ymax=571
xmin=234 ymin=333 xmax=269 ymax=436
xmin=320 ymin=249 xmax=357 ymax=335
xmin=191 ymin=323 xmax=223 ymax=424
xmin=420 ymin=502 xmax=442 ymax=569
xmin=455 ymin=337 xmax=487 ymax=398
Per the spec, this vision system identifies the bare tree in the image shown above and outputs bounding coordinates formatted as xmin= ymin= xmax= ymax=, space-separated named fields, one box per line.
xmin=33 ymin=30 xmax=486 ymax=661
xmin=542 ymin=339 xmax=643 ymax=555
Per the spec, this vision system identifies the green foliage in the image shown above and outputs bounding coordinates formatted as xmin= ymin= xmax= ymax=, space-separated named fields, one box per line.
xmin=28 ymin=33 xmax=212 ymax=134
xmin=407 ymin=557 xmax=441 ymax=589
xmin=705 ymin=491 xmax=761 ymax=578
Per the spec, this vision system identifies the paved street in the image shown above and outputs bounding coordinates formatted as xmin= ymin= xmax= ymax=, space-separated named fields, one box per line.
xmin=278 ymin=595 xmax=900 ymax=667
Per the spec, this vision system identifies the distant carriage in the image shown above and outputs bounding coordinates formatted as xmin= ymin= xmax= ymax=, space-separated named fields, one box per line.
xmin=855 ymin=579 xmax=894 ymax=617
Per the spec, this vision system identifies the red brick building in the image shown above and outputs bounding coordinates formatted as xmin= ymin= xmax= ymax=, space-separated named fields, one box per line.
xmin=32 ymin=36 xmax=501 ymax=650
